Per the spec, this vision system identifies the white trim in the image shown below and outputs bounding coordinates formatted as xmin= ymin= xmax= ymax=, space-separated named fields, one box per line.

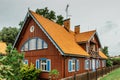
xmin=29 ymin=12 xmax=64 ymax=55
xmin=13 ymin=12 xmax=30 ymax=48
xmin=88 ymin=31 xmax=102 ymax=48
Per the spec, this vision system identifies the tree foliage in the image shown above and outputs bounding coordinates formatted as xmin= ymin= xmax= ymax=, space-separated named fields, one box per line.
xmin=0 ymin=44 xmax=24 ymax=80
xmin=101 ymin=46 xmax=109 ymax=57
xmin=20 ymin=63 xmax=41 ymax=80
xmin=49 ymin=69 xmax=59 ymax=79
xmin=111 ymin=58 xmax=120 ymax=65
xmin=36 ymin=7 xmax=64 ymax=25
xmin=0 ymin=27 xmax=19 ymax=45
xmin=101 ymin=46 xmax=113 ymax=66
xmin=0 ymin=56 xmax=14 ymax=80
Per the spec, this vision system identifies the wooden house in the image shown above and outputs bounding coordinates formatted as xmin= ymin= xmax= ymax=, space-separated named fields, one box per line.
xmin=14 ymin=10 xmax=107 ymax=79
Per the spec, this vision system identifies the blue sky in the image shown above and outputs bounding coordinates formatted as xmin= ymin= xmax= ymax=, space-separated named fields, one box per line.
xmin=0 ymin=0 xmax=120 ymax=56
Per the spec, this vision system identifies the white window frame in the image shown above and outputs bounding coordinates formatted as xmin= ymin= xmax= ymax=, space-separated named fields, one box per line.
xmin=40 ymin=59 xmax=47 ymax=71
xmin=40 ymin=59 xmax=51 ymax=72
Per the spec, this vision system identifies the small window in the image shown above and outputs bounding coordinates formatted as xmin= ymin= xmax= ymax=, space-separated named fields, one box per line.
xmin=36 ymin=58 xmax=51 ymax=72
xmin=24 ymin=60 xmax=28 ymax=65
xmin=96 ymin=60 xmax=99 ymax=68
xmin=98 ymin=60 xmax=101 ymax=68
xmin=68 ymin=59 xmax=79 ymax=72
xmin=85 ymin=59 xmax=89 ymax=70
xmin=89 ymin=60 xmax=92 ymax=69
xmin=102 ymin=60 xmax=106 ymax=67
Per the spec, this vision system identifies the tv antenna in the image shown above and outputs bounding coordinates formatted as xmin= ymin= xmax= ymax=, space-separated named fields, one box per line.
xmin=65 ymin=4 xmax=71 ymax=19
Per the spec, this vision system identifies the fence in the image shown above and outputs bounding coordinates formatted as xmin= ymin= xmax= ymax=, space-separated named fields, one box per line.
xmin=62 ymin=65 xmax=120 ymax=80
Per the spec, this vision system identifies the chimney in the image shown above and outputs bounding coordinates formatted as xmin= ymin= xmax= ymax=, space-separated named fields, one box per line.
xmin=64 ymin=18 xmax=70 ymax=32
xmin=74 ymin=25 xmax=80 ymax=34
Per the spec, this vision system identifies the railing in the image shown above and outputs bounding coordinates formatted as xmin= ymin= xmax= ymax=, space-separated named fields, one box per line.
xmin=61 ymin=65 xmax=120 ymax=80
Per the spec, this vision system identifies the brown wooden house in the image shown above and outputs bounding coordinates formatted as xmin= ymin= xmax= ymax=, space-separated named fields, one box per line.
xmin=14 ymin=10 xmax=107 ymax=79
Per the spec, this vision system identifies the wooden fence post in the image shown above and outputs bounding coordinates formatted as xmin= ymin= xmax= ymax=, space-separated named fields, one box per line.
xmin=96 ymin=69 xmax=97 ymax=80
xmin=87 ymin=71 xmax=89 ymax=80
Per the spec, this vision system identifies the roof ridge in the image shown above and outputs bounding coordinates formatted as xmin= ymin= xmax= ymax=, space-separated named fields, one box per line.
xmin=80 ymin=30 xmax=96 ymax=34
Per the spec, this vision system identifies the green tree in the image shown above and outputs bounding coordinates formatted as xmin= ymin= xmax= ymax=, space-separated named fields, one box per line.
xmin=101 ymin=46 xmax=109 ymax=57
xmin=36 ymin=7 xmax=64 ymax=25
xmin=101 ymin=46 xmax=113 ymax=66
xmin=20 ymin=63 xmax=41 ymax=80
xmin=56 ymin=15 xmax=64 ymax=25
xmin=0 ymin=27 xmax=19 ymax=45
xmin=0 ymin=56 xmax=14 ymax=80
xmin=1 ymin=44 xmax=24 ymax=80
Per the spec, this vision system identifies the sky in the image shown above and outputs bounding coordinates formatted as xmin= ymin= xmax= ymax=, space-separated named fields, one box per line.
xmin=0 ymin=0 xmax=120 ymax=56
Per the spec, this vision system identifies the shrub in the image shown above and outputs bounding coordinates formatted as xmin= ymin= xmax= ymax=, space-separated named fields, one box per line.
xmin=49 ymin=69 xmax=59 ymax=79
xmin=20 ymin=63 xmax=41 ymax=80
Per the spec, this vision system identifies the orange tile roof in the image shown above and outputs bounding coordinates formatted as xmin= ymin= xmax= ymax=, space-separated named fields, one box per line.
xmin=75 ymin=30 xmax=96 ymax=43
xmin=0 ymin=42 xmax=7 ymax=54
xmin=30 ymin=11 xmax=89 ymax=57
xmin=99 ymin=51 xmax=108 ymax=59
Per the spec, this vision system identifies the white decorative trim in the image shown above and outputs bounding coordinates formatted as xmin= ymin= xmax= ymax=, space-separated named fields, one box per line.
xmin=13 ymin=12 xmax=30 ymax=48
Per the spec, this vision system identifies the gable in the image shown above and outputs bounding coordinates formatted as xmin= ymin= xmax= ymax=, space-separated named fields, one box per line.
xmin=29 ymin=11 xmax=89 ymax=57
xmin=75 ymin=30 xmax=101 ymax=48
xmin=14 ymin=10 xmax=89 ymax=57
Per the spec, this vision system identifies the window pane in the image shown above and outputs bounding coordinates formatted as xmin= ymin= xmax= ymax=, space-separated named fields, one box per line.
xmin=44 ymin=41 xmax=48 ymax=48
xmin=24 ymin=42 xmax=28 ymax=51
xmin=37 ymin=38 xmax=42 ymax=49
xmin=40 ymin=59 xmax=47 ymax=71
xmin=29 ymin=38 xmax=36 ymax=50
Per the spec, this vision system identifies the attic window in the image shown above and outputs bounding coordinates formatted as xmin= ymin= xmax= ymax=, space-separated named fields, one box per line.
xmin=30 ymin=25 xmax=34 ymax=32
xmin=21 ymin=37 xmax=48 ymax=51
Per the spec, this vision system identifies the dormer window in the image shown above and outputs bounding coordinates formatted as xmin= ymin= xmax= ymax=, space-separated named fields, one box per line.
xmin=21 ymin=37 xmax=48 ymax=51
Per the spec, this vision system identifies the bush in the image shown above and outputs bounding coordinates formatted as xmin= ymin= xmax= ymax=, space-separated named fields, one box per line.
xmin=111 ymin=58 xmax=120 ymax=65
xmin=106 ymin=59 xmax=113 ymax=67
xmin=20 ymin=63 xmax=41 ymax=80
xmin=49 ymin=69 xmax=59 ymax=79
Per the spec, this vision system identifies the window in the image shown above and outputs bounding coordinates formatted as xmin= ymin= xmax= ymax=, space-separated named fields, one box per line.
xmin=29 ymin=38 xmax=36 ymax=50
xmin=96 ymin=60 xmax=99 ymax=69
xmin=92 ymin=59 xmax=96 ymax=71
xmin=36 ymin=58 xmax=51 ymax=72
xmin=85 ymin=59 xmax=89 ymax=70
xmin=102 ymin=60 xmax=106 ymax=67
xmin=89 ymin=60 xmax=92 ymax=69
xmin=68 ymin=59 xmax=79 ymax=72
xmin=37 ymin=38 xmax=42 ymax=49
xmin=24 ymin=60 xmax=28 ymax=65
xmin=21 ymin=37 xmax=48 ymax=51
xmin=98 ymin=60 xmax=101 ymax=68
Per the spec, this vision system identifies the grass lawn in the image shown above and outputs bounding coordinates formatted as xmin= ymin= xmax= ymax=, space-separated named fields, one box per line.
xmin=100 ymin=68 xmax=120 ymax=80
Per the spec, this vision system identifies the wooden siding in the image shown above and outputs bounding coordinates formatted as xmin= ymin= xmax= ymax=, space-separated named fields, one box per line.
xmin=15 ymin=16 xmax=106 ymax=79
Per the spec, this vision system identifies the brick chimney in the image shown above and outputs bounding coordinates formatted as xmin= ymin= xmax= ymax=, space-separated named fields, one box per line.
xmin=64 ymin=18 xmax=70 ymax=32
xmin=74 ymin=25 xmax=80 ymax=34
